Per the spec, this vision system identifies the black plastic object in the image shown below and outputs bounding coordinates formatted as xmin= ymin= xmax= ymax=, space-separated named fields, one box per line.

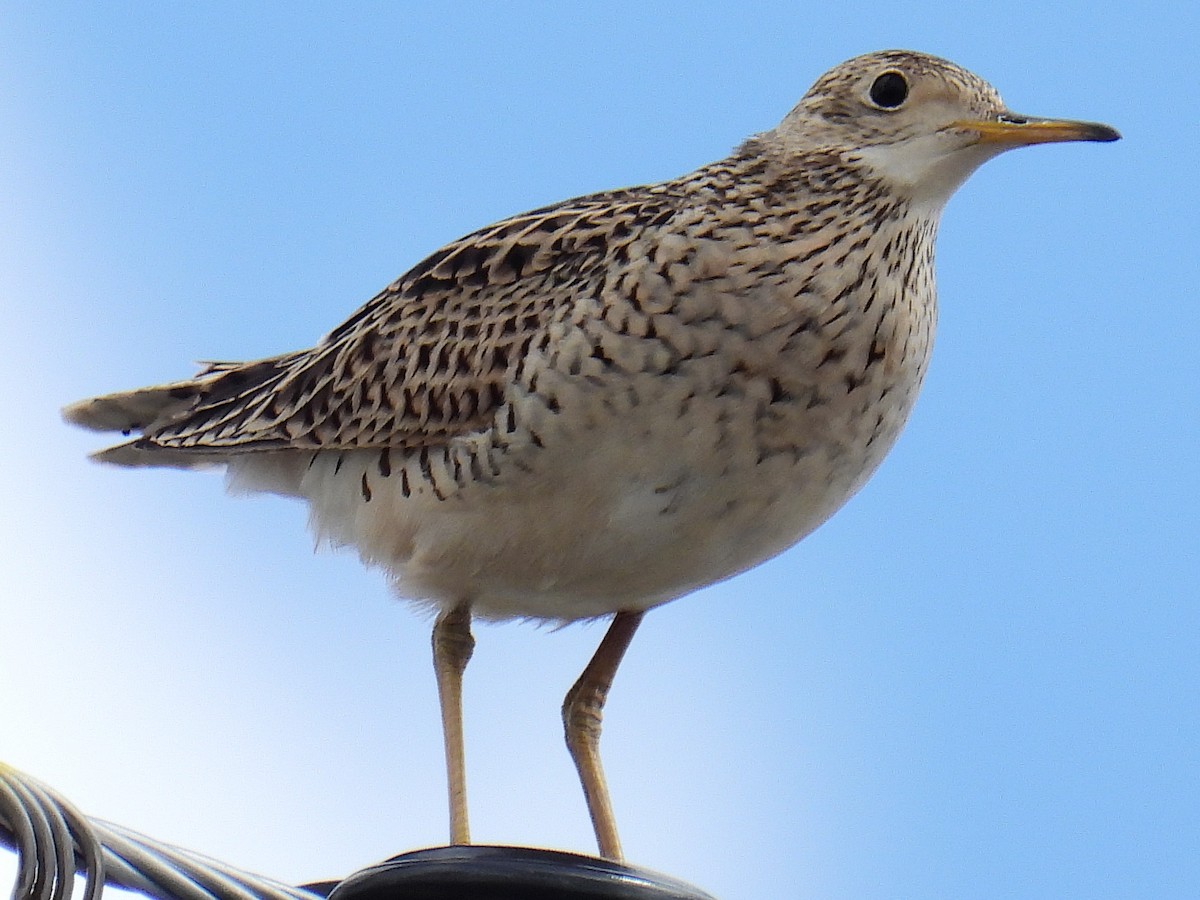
xmin=323 ymin=845 xmax=717 ymax=900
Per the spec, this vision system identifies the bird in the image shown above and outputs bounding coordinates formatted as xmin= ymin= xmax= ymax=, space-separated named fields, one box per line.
xmin=63 ymin=50 xmax=1118 ymax=862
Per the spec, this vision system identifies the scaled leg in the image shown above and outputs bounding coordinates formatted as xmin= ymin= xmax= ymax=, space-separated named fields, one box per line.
xmin=562 ymin=610 xmax=646 ymax=861
xmin=432 ymin=602 xmax=475 ymax=845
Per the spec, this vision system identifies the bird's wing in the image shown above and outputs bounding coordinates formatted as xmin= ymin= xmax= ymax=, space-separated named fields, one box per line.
xmin=65 ymin=186 xmax=678 ymax=461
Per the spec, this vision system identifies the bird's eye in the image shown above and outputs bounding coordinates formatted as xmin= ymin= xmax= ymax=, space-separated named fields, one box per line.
xmin=868 ymin=71 xmax=909 ymax=109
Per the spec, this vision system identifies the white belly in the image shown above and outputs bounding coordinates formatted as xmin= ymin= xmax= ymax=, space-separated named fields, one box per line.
xmin=228 ymin=366 xmax=914 ymax=622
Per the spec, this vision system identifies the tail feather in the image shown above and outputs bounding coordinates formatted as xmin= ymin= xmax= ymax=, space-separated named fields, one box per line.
xmin=62 ymin=380 xmax=210 ymax=434
xmin=63 ymin=353 xmax=306 ymax=468
xmin=89 ymin=439 xmax=224 ymax=469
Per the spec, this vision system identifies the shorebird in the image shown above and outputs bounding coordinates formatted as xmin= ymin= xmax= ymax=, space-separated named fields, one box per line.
xmin=64 ymin=50 xmax=1117 ymax=861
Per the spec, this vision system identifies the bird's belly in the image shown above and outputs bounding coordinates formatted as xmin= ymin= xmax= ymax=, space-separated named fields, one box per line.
xmin=240 ymin=367 xmax=919 ymax=622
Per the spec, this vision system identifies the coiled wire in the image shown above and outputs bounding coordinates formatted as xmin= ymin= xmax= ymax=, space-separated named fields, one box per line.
xmin=1 ymin=764 xmax=324 ymax=900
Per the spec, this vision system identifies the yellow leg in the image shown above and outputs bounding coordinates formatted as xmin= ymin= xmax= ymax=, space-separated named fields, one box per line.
xmin=432 ymin=602 xmax=475 ymax=846
xmin=562 ymin=610 xmax=645 ymax=862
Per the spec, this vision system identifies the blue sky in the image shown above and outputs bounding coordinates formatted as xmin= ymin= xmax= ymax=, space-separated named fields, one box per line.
xmin=1 ymin=3 xmax=1196 ymax=898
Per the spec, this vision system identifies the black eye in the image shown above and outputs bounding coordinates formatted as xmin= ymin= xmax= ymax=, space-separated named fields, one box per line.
xmin=869 ymin=71 xmax=909 ymax=109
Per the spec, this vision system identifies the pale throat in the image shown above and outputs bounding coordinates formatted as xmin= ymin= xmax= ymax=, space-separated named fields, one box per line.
xmin=849 ymin=133 xmax=999 ymax=210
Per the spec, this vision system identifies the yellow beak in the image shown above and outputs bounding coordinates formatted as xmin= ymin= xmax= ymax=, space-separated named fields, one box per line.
xmin=955 ymin=114 xmax=1121 ymax=146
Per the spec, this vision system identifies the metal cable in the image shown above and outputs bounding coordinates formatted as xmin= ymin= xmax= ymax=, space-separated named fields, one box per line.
xmin=1 ymin=765 xmax=323 ymax=900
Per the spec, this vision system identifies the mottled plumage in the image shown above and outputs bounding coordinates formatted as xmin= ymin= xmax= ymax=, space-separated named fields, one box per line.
xmin=64 ymin=50 xmax=1117 ymax=860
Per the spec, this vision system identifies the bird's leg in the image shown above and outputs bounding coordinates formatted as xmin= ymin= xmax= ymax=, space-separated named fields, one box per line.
xmin=562 ymin=609 xmax=645 ymax=862
xmin=432 ymin=601 xmax=475 ymax=846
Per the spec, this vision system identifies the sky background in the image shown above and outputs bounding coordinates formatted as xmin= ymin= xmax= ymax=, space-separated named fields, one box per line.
xmin=1 ymin=3 xmax=1196 ymax=899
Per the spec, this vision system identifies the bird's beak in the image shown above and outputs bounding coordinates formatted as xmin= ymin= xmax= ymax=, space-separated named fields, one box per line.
xmin=954 ymin=114 xmax=1121 ymax=146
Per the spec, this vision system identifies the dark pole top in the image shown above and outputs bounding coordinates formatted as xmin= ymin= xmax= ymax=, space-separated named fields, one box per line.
xmin=323 ymin=846 xmax=718 ymax=900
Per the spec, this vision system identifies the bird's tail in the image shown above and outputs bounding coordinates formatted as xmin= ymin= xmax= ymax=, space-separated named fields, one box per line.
xmin=62 ymin=357 xmax=299 ymax=468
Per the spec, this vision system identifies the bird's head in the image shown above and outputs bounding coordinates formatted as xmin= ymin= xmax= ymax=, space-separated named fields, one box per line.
xmin=774 ymin=50 xmax=1119 ymax=206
